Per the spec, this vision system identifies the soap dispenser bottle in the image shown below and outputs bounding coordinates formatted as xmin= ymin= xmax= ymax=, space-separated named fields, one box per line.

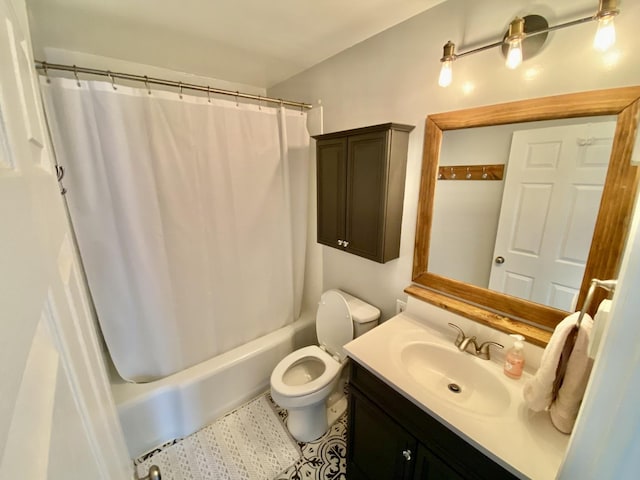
xmin=503 ymin=334 xmax=525 ymax=379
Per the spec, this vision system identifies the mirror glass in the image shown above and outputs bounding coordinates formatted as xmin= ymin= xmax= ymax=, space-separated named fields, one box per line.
xmin=429 ymin=115 xmax=617 ymax=311
xmin=410 ymin=87 xmax=640 ymax=342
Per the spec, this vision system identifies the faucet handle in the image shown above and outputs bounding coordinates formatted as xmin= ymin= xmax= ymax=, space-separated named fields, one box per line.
xmin=447 ymin=323 xmax=466 ymax=347
xmin=477 ymin=341 xmax=504 ymax=360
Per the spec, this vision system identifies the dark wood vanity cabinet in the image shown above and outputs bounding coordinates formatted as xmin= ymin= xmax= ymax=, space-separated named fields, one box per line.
xmin=313 ymin=123 xmax=414 ymax=263
xmin=347 ymin=362 xmax=517 ymax=480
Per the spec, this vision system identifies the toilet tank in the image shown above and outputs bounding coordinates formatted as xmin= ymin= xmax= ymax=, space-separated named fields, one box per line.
xmin=337 ymin=290 xmax=381 ymax=337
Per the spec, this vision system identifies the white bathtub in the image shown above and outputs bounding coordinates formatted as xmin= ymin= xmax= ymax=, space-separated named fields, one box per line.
xmin=111 ymin=313 xmax=316 ymax=458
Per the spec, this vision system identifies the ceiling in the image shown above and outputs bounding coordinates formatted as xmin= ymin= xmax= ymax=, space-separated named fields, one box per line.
xmin=26 ymin=0 xmax=446 ymax=88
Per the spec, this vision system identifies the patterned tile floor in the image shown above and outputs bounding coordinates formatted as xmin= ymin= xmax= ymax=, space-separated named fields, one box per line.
xmin=135 ymin=392 xmax=348 ymax=480
xmin=271 ymin=394 xmax=347 ymax=480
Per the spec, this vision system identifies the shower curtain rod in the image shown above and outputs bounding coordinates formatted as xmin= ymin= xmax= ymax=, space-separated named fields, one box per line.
xmin=34 ymin=60 xmax=312 ymax=110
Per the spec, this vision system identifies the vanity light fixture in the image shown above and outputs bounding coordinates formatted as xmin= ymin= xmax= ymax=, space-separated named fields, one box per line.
xmin=593 ymin=0 xmax=620 ymax=51
xmin=505 ymin=17 xmax=525 ymax=70
xmin=438 ymin=0 xmax=620 ymax=87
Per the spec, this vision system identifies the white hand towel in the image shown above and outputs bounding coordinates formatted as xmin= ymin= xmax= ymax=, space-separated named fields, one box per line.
xmin=588 ymin=299 xmax=612 ymax=359
xmin=523 ymin=311 xmax=587 ymax=411
xmin=549 ymin=317 xmax=594 ymax=433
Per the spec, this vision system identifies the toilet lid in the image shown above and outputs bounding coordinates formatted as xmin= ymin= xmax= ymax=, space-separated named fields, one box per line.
xmin=316 ymin=290 xmax=353 ymax=362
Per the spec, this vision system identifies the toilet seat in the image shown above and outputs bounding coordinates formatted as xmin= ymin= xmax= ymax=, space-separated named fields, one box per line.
xmin=270 ymin=345 xmax=341 ymax=398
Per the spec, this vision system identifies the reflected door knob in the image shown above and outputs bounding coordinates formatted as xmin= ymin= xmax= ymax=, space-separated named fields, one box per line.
xmin=402 ymin=449 xmax=412 ymax=461
xmin=495 ymin=256 xmax=505 ymax=264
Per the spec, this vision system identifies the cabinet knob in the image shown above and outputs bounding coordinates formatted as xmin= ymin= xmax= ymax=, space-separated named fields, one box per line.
xmin=338 ymin=240 xmax=343 ymax=246
xmin=402 ymin=449 xmax=412 ymax=461
xmin=343 ymin=241 xmax=349 ymax=247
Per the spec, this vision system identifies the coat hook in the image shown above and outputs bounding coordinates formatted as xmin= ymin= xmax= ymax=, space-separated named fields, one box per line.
xmin=450 ymin=167 xmax=456 ymax=179
xmin=42 ymin=61 xmax=51 ymax=83
xmin=107 ymin=71 xmax=117 ymax=90
xmin=73 ymin=65 xmax=81 ymax=87
xmin=438 ymin=168 xmax=443 ymax=180
xmin=144 ymin=75 xmax=151 ymax=95
xmin=482 ymin=166 xmax=488 ymax=179
xmin=55 ymin=164 xmax=64 ymax=181
xmin=207 ymin=86 xmax=211 ymax=103
xmin=466 ymin=167 xmax=472 ymax=179
xmin=55 ymin=165 xmax=67 ymax=195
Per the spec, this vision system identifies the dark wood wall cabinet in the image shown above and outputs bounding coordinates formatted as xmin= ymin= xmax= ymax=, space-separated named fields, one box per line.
xmin=313 ymin=123 xmax=414 ymax=263
xmin=347 ymin=362 xmax=518 ymax=480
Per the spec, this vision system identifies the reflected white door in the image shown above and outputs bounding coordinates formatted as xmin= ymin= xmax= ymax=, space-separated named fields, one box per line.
xmin=0 ymin=0 xmax=131 ymax=478
xmin=489 ymin=121 xmax=616 ymax=311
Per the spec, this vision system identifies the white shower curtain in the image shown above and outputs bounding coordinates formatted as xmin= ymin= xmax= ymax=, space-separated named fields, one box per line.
xmin=42 ymin=77 xmax=309 ymax=382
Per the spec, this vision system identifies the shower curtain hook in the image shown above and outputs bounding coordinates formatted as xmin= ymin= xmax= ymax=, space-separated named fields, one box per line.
xmin=258 ymin=95 xmax=262 ymax=110
xmin=42 ymin=61 xmax=51 ymax=84
xmin=300 ymin=104 xmax=303 ymax=116
xmin=207 ymin=86 xmax=211 ymax=103
xmin=73 ymin=65 xmax=81 ymax=87
xmin=235 ymin=91 xmax=239 ymax=107
xmin=107 ymin=71 xmax=117 ymax=90
xmin=144 ymin=75 xmax=151 ymax=95
xmin=178 ymin=82 xmax=183 ymax=99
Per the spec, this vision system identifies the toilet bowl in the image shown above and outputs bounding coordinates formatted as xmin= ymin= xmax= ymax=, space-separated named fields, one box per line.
xmin=270 ymin=289 xmax=380 ymax=442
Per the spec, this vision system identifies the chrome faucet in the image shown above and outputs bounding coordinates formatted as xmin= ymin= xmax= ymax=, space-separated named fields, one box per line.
xmin=447 ymin=323 xmax=504 ymax=360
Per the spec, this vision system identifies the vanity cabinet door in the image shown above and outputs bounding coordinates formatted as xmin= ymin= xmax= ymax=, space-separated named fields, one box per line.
xmin=349 ymin=363 xmax=518 ymax=480
xmin=413 ymin=444 xmax=465 ymax=480
xmin=347 ymin=387 xmax=417 ymax=480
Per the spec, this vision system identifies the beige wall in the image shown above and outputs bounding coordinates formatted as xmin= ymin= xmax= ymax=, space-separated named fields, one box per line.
xmin=268 ymin=0 xmax=640 ymax=320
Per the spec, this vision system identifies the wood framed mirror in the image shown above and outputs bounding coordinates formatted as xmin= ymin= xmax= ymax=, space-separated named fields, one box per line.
xmin=408 ymin=86 xmax=640 ymax=346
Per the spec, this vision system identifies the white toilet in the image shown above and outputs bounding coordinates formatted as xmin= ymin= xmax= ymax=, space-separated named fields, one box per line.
xmin=270 ymin=289 xmax=380 ymax=442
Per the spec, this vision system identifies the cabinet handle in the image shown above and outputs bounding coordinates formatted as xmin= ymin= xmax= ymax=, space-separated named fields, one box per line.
xmin=343 ymin=241 xmax=349 ymax=247
xmin=402 ymin=449 xmax=412 ymax=461
xmin=337 ymin=240 xmax=343 ymax=246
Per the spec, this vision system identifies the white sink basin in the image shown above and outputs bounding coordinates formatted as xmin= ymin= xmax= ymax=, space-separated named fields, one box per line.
xmin=400 ymin=342 xmax=511 ymax=416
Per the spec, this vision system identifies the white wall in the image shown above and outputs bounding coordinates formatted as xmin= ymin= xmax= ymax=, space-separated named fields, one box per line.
xmin=267 ymin=0 xmax=640 ymax=321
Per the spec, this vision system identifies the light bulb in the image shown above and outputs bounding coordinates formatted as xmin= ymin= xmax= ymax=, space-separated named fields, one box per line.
xmin=506 ymin=38 xmax=523 ymax=69
xmin=594 ymin=15 xmax=616 ymax=51
xmin=438 ymin=60 xmax=453 ymax=87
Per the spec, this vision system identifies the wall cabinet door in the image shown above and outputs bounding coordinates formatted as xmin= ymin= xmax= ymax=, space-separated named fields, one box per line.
xmin=317 ymin=137 xmax=347 ymax=247
xmin=345 ymin=131 xmax=388 ymax=260
xmin=314 ymin=123 xmax=414 ymax=263
xmin=348 ymin=388 xmax=417 ymax=479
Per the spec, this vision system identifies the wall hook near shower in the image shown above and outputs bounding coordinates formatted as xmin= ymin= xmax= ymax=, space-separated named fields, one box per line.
xmin=55 ymin=164 xmax=67 ymax=195
xmin=437 ymin=164 xmax=505 ymax=180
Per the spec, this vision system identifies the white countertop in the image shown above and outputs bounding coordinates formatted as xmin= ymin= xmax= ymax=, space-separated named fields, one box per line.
xmin=344 ymin=313 xmax=569 ymax=480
